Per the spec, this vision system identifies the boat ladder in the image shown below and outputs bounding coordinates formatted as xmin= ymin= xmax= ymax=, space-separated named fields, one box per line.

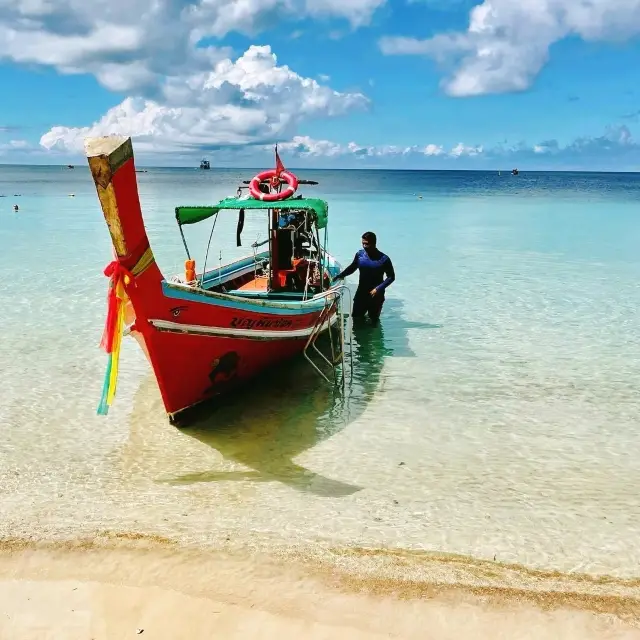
xmin=303 ymin=285 xmax=353 ymax=386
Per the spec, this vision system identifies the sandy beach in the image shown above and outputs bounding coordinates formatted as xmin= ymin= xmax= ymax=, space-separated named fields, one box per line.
xmin=1 ymin=536 xmax=639 ymax=639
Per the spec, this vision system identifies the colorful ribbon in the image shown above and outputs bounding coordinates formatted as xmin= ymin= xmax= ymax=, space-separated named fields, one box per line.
xmin=97 ymin=260 xmax=133 ymax=415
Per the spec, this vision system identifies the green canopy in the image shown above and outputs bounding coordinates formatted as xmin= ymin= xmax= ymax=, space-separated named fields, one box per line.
xmin=175 ymin=197 xmax=329 ymax=229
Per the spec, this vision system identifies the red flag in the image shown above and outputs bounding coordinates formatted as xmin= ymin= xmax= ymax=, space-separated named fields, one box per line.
xmin=275 ymin=144 xmax=285 ymax=176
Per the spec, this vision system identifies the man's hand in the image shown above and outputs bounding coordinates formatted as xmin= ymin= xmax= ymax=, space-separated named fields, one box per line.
xmin=370 ymin=288 xmax=378 ymax=297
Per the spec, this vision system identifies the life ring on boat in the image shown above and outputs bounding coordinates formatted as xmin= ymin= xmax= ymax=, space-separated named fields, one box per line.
xmin=249 ymin=169 xmax=298 ymax=201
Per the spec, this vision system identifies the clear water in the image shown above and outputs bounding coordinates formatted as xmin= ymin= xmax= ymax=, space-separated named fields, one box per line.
xmin=1 ymin=165 xmax=639 ymax=583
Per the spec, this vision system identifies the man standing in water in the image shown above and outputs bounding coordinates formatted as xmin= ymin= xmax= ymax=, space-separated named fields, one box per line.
xmin=333 ymin=231 xmax=395 ymax=326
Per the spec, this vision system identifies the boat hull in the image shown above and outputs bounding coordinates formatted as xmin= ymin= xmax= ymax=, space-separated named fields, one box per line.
xmin=85 ymin=135 xmax=342 ymax=423
xmin=128 ymin=286 xmax=338 ymax=421
xmin=131 ymin=319 xmax=329 ymax=423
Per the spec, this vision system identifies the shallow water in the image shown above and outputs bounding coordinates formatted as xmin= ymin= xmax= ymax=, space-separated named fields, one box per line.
xmin=1 ymin=165 xmax=639 ymax=585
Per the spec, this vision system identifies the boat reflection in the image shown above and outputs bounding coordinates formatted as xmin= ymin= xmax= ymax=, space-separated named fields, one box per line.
xmin=126 ymin=297 xmax=440 ymax=497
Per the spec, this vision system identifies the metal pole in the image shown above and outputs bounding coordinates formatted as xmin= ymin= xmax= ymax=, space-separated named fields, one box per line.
xmin=178 ymin=224 xmax=191 ymax=260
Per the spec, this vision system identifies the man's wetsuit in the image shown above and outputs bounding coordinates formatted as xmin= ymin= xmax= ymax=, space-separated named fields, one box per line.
xmin=336 ymin=248 xmax=395 ymax=324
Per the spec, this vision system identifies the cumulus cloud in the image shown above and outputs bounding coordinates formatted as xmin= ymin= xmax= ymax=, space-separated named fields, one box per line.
xmin=276 ymin=125 xmax=640 ymax=168
xmin=303 ymin=0 xmax=387 ymax=26
xmin=277 ymin=135 xmax=472 ymax=159
xmin=554 ymin=125 xmax=635 ymax=157
xmin=0 ymin=0 xmax=386 ymax=94
xmin=0 ymin=139 xmax=37 ymax=155
xmin=379 ymin=0 xmax=640 ymax=96
xmin=484 ymin=125 xmax=640 ymax=167
xmin=450 ymin=142 xmax=483 ymax=157
xmin=533 ymin=141 xmax=559 ymax=154
xmin=515 ymin=125 xmax=639 ymax=161
xmin=424 ymin=144 xmax=444 ymax=156
xmin=40 ymin=46 xmax=368 ymax=153
xmin=7 ymin=0 xmax=380 ymax=154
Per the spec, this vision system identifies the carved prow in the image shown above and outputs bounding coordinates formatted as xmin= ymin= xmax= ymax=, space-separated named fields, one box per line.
xmin=85 ymin=135 xmax=165 ymax=313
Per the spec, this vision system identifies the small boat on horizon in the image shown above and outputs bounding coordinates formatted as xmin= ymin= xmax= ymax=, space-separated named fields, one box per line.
xmin=512 ymin=168 xmax=519 ymax=175
xmin=200 ymin=158 xmax=211 ymax=170
xmin=86 ymin=136 xmax=347 ymax=426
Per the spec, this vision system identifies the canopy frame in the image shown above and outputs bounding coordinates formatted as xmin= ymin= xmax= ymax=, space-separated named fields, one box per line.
xmin=174 ymin=196 xmax=331 ymax=296
xmin=175 ymin=197 xmax=329 ymax=229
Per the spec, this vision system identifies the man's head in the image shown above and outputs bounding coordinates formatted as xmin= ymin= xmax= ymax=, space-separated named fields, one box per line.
xmin=362 ymin=231 xmax=377 ymax=252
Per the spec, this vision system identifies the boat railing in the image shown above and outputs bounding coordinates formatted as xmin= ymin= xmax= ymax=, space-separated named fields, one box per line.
xmin=303 ymin=284 xmax=353 ymax=386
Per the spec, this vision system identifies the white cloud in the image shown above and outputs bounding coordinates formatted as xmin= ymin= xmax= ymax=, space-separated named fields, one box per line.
xmin=480 ymin=125 xmax=639 ymax=164
xmin=424 ymin=143 xmax=444 ymax=156
xmin=0 ymin=139 xmax=36 ymax=155
xmin=450 ymin=142 xmax=483 ymax=157
xmin=277 ymin=136 xmax=475 ymax=159
xmin=379 ymin=0 xmax=640 ymax=96
xmin=279 ymin=136 xmax=343 ymax=157
xmin=40 ymin=46 xmax=368 ymax=153
xmin=303 ymin=0 xmax=386 ymax=26
xmin=277 ymin=128 xmax=640 ymax=166
xmin=29 ymin=124 xmax=640 ymax=169
xmin=0 ymin=0 xmax=381 ymax=154
xmin=0 ymin=0 xmax=386 ymax=94
xmin=7 ymin=139 xmax=29 ymax=149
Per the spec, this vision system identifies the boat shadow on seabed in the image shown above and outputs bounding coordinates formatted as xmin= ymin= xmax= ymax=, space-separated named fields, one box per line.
xmin=126 ymin=297 xmax=440 ymax=498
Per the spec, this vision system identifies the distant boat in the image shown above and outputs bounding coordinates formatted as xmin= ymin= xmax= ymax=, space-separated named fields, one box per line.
xmin=200 ymin=159 xmax=211 ymax=170
xmin=67 ymin=165 xmax=75 ymax=169
xmin=512 ymin=168 xmax=519 ymax=175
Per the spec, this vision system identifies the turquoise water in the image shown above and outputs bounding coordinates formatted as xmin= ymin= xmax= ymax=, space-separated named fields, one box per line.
xmin=1 ymin=166 xmax=640 ymax=581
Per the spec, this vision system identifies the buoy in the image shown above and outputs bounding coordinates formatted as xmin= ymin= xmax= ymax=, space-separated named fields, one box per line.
xmin=185 ymin=259 xmax=196 ymax=283
xmin=249 ymin=169 xmax=298 ymax=201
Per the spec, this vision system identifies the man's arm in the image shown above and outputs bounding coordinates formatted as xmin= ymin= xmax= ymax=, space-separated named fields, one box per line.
xmin=375 ymin=256 xmax=395 ymax=293
xmin=335 ymin=253 xmax=359 ymax=280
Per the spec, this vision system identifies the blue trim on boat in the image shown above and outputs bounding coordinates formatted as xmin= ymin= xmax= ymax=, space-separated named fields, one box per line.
xmin=200 ymin=252 xmax=268 ymax=288
xmin=161 ymin=282 xmax=327 ymax=315
xmin=225 ymin=291 xmax=307 ymax=299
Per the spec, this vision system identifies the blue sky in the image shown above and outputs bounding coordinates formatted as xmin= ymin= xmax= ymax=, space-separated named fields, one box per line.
xmin=1 ymin=0 xmax=640 ymax=169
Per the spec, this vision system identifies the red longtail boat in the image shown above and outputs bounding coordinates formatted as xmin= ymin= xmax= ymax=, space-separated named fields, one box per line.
xmin=86 ymin=136 xmax=348 ymax=426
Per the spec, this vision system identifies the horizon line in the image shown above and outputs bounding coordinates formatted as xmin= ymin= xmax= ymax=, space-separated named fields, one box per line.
xmin=0 ymin=162 xmax=639 ymax=174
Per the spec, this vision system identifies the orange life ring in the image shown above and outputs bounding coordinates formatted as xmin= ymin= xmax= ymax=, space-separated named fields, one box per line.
xmin=249 ymin=169 xmax=298 ymax=201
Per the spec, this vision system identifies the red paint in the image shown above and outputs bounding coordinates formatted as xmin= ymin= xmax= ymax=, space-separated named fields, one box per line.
xmin=146 ymin=330 xmax=307 ymax=417
xmin=92 ymin=139 xmax=337 ymax=423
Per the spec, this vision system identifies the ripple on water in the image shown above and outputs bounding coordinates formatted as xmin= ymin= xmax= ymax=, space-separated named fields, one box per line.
xmin=1 ymin=170 xmax=640 ymax=593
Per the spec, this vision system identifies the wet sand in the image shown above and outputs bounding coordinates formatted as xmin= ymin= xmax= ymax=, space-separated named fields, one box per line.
xmin=1 ymin=536 xmax=639 ymax=639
